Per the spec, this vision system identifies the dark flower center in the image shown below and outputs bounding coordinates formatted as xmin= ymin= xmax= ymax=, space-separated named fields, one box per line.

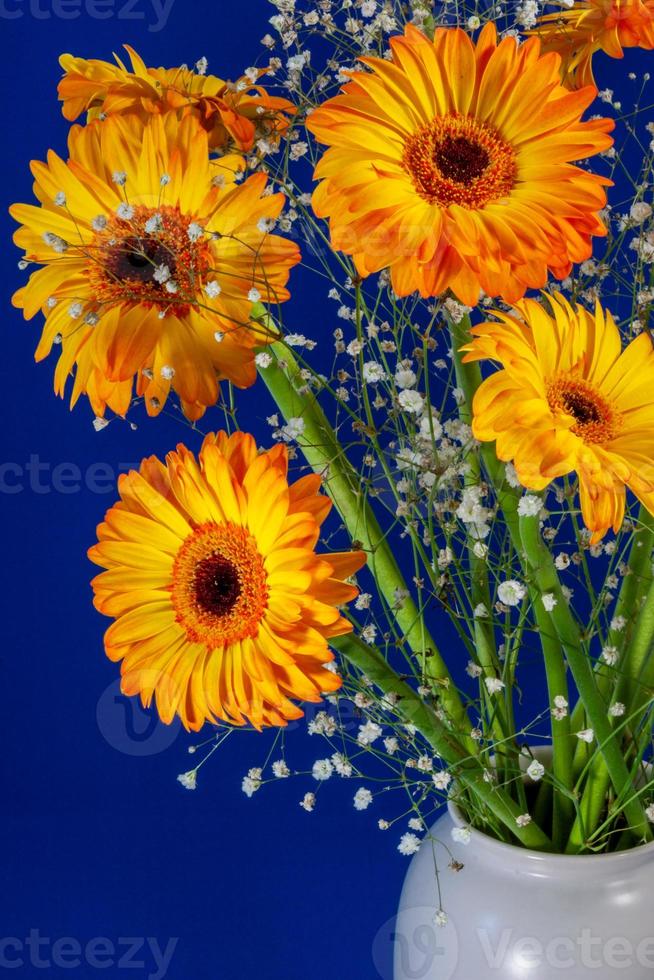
xmin=434 ymin=135 xmax=490 ymax=184
xmin=111 ymin=237 xmax=176 ymax=284
xmin=561 ymin=390 xmax=603 ymax=425
xmin=194 ymin=554 xmax=242 ymax=617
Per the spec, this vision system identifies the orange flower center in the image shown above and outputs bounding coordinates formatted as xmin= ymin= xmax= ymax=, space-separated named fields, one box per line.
xmin=172 ymin=522 xmax=269 ymax=649
xmin=403 ymin=114 xmax=517 ymax=209
xmin=547 ymin=377 xmax=622 ymax=443
xmin=87 ymin=204 xmax=211 ymax=316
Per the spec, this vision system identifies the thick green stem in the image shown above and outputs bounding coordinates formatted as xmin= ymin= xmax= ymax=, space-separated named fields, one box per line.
xmin=519 ymin=513 xmax=650 ymax=849
xmin=332 ymin=634 xmax=552 ymax=850
xmin=568 ymin=511 xmax=654 ymax=846
xmin=258 ymin=340 xmax=471 ymax=738
xmin=450 ymin=318 xmax=508 ymax=745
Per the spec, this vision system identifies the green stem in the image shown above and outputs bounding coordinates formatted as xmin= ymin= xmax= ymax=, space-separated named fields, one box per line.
xmin=332 ymin=634 xmax=552 ymax=850
xmin=258 ymin=340 xmax=471 ymax=739
xmin=519 ymin=512 xmax=651 ymax=850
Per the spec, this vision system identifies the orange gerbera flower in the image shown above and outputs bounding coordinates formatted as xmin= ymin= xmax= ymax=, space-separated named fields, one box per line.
xmin=532 ymin=0 xmax=654 ymax=88
xmin=59 ymin=46 xmax=295 ymax=154
xmin=89 ymin=430 xmax=366 ymax=731
xmin=306 ymin=23 xmax=613 ymax=306
xmin=461 ymin=294 xmax=654 ymax=542
xmin=11 ymin=114 xmax=300 ymax=421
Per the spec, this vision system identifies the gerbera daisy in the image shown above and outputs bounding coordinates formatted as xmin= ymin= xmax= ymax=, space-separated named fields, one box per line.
xmin=11 ymin=114 xmax=300 ymax=421
xmin=306 ymin=23 xmax=613 ymax=306
xmin=532 ymin=0 xmax=654 ymax=89
xmin=58 ymin=46 xmax=295 ymax=154
xmin=461 ymin=293 xmax=654 ymax=542
xmin=89 ymin=431 xmax=366 ymax=730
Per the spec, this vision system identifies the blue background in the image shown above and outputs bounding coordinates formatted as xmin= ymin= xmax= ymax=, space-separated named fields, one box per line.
xmin=0 ymin=3 xmax=648 ymax=979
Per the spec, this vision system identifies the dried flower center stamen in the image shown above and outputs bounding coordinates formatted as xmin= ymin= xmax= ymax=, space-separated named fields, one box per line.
xmin=194 ymin=554 xmax=242 ymax=616
xmin=88 ymin=204 xmax=211 ymax=316
xmin=172 ymin=522 xmax=268 ymax=648
xmin=403 ymin=114 xmax=517 ymax=209
xmin=547 ymin=378 xmax=621 ymax=443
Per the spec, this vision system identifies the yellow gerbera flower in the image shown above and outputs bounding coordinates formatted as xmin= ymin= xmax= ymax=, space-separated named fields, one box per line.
xmin=89 ymin=430 xmax=367 ymax=731
xmin=58 ymin=45 xmax=295 ymax=154
xmin=11 ymin=114 xmax=300 ymax=421
xmin=532 ymin=0 xmax=654 ymax=89
xmin=306 ymin=23 xmax=614 ymax=306
xmin=461 ymin=294 xmax=654 ymax=542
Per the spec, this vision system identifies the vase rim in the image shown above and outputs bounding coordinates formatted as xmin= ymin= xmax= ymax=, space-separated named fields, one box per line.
xmin=447 ymin=743 xmax=654 ymax=866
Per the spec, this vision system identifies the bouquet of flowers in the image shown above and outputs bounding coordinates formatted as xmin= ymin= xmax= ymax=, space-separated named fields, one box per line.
xmin=11 ymin=0 xmax=654 ymax=926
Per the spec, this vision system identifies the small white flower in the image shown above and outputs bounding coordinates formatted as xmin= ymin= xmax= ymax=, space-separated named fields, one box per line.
xmin=395 ymin=368 xmax=417 ymax=389
xmin=312 ymin=759 xmax=334 ymax=781
xmin=434 ymin=910 xmax=448 ymax=928
xmin=433 ymin=771 xmax=452 ymax=790
xmin=398 ymin=389 xmax=424 ymax=415
xmin=601 ymin=645 xmax=619 ymax=666
xmin=242 ymin=767 xmax=262 ymax=797
xmin=116 ymin=202 xmax=134 ymax=220
xmin=332 ymin=752 xmax=353 ymax=777
xmin=255 ymin=352 xmax=273 ymax=368
xmin=177 ymin=770 xmax=197 ymax=790
xmin=609 ymin=702 xmax=626 ymax=718
xmin=214 ymin=332 xmax=224 ymax=344
xmin=577 ymin=729 xmax=595 ymax=744
xmin=542 ymin=593 xmax=557 ymax=612
xmin=248 ymin=287 xmax=262 ymax=302
xmin=300 ymin=792 xmax=316 ymax=812
xmin=451 ymin=826 xmax=471 ymax=845
xmin=552 ymin=694 xmax=569 ymax=720
xmin=631 ymin=201 xmax=652 ymax=223
xmin=153 ymin=264 xmax=171 ymax=284
xmin=165 ymin=280 xmax=179 ymax=294
xmin=160 ymin=173 xmax=171 ymax=186
xmin=354 ymin=787 xmax=373 ymax=810
xmin=555 ymin=553 xmax=571 ymax=571
xmin=54 ymin=191 xmax=67 ymax=207
xmin=92 ymin=215 xmax=107 ymax=232
xmin=160 ymin=365 xmax=175 ymax=381
xmin=646 ymin=804 xmax=654 ymax=823
xmin=383 ymin=737 xmax=399 ymax=755
xmin=68 ymin=302 xmax=83 ymax=319
xmin=497 ymin=580 xmax=527 ymax=607
xmin=611 ymin=615 xmax=627 ymax=632
xmin=272 ymin=760 xmax=290 ymax=778
xmin=92 ymin=417 xmax=109 ymax=432
xmin=485 ymin=677 xmax=505 ymax=695
xmin=527 ymin=760 xmax=545 ymax=782
xmin=517 ymin=494 xmax=542 ymax=517
xmin=112 ymin=171 xmax=127 ymax=186
xmin=516 ymin=813 xmax=532 ymax=828
xmin=358 ymin=721 xmax=382 ymax=745
xmin=195 ymin=56 xmax=208 ymax=75
xmin=466 ymin=661 xmax=483 ymax=679
xmin=187 ymin=222 xmax=204 ymax=242
xmin=398 ymin=833 xmax=421 ymax=856
xmin=363 ymin=361 xmax=386 ymax=384
xmin=144 ymin=213 xmax=163 ymax=234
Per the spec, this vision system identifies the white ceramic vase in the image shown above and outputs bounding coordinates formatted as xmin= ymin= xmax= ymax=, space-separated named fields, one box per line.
xmin=394 ymin=765 xmax=654 ymax=979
